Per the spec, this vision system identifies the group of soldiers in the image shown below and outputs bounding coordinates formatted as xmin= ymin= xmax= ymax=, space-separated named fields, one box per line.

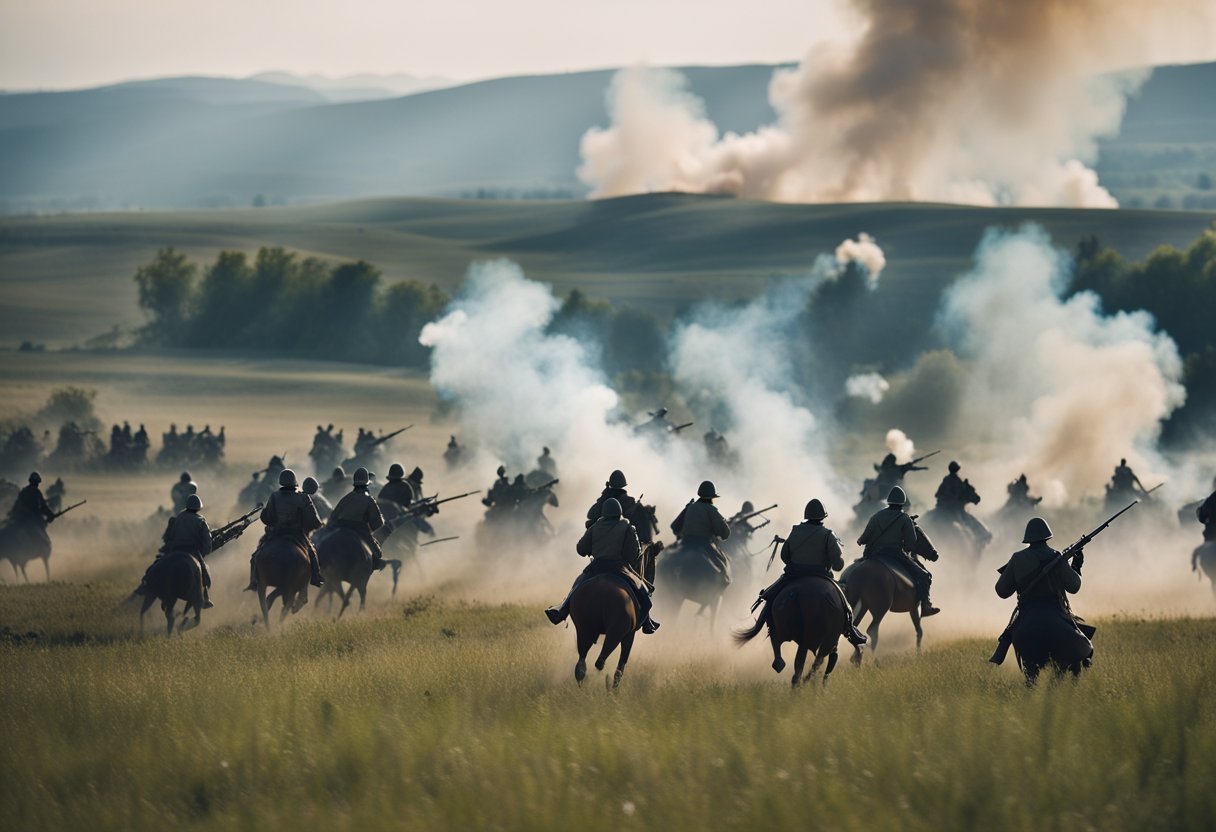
xmin=480 ymin=449 xmax=561 ymax=535
xmin=155 ymin=424 xmax=226 ymax=469
xmin=103 ymin=422 xmax=151 ymax=469
xmin=0 ymin=420 xmax=227 ymax=477
xmin=307 ymin=425 xmax=346 ymax=473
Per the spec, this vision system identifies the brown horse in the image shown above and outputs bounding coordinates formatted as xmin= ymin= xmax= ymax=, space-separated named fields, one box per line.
xmin=844 ymin=525 xmax=939 ymax=665
xmin=0 ymin=521 xmax=51 ymax=582
xmin=568 ymin=542 xmax=660 ymax=688
xmin=134 ymin=552 xmax=205 ymax=637
xmin=734 ymin=576 xmax=845 ymax=687
xmin=254 ymin=535 xmax=312 ymax=630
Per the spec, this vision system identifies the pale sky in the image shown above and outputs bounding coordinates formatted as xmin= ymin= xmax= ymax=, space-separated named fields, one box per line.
xmin=0 ymin=0 xmax=851 ymax=90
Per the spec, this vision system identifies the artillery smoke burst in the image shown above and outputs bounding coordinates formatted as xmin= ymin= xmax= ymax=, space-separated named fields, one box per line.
xmin=579 ymin=0 xmax=1216 ymax=207
xmin=846 ymin=372 xmax=889 ymax=404
xmin=936 ymin=226 xmax=1186 ymax=507
xmin=885 ymin=428 xmax=916 ymax=463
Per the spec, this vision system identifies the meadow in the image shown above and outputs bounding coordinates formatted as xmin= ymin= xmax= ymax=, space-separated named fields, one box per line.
xmin=1 ymin=580 xmax=1213 ymax=832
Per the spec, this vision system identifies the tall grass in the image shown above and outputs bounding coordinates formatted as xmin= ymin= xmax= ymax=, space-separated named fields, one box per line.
xmin=1 ymin=584 xmax=1212 ymax=831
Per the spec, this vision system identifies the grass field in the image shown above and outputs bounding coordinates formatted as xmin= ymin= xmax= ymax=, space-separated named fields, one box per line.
xmin=1 ymin=581 xmax=1213 ymax=832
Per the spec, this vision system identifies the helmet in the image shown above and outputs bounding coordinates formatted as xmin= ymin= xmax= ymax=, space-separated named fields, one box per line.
xmin=185 ymin=494 xmax=203 ymax=511
xmin=948 ymin=461 xmax=960 ymax=473
xmin=651 ymin=407 xmax=668 ymax=417
xmin=542 ymin=446 xmax=550 ymax=455
xmin=804 ymin=499 xmax=827 ymax=521
xmin=1023 ymin=517 xmax=1053 ymax=543
xmin=883 ymin=453 xmax=896 ymax=466
xmin=698 ymin=480 xmax=719 ymax=500
xmin=302 ymin=477 xmax=319 ymax=495
xmin=279 ymin=469 xmax=298 ymax=488
xmin=186 ymin=481 xmax=198 ymax=495
xmin=28 ymin=471 xmax=42 ymax=484
xmin=497 ymin=465 xmax=507 ymax=477
xmin=409 ymin=467 xmax=423 ymax=481
xmin=180 ymin=471 xmax=192 ymax=482
xmin=332 ymin=466 xmax=346 ymax=479
xmin=602 ymin=498 xmax=623 ymax=520
xmin=607 ymin=470 xmax=628 ymax=488
xmin=269 ymin=455 xmax=283 ymax=466
xmin=886 ymin=486 xmax=908 ymax=506
xmin=353 ymin=467 xmax=371 ymax=486
xmin=741 ymin=501 xmax=755 ymax=514
xmin=387 ymin=463 xmax=405 ymax=480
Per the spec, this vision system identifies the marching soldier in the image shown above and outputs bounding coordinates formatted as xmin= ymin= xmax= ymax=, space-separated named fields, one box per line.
xmin=1106 ymin=458 xmax=1148 ymax=505
xmin=671 ymin=480 xmax=731 ymax=580
xmin=328 ymin=467 xmax=386 ymax=570
xmin=857 ymin=486 xmax=939 ymax=616
xmin=244 ymin=469 xmax=324 ymax=592
xmin=443 ymin=436 xmax=461 ymax=469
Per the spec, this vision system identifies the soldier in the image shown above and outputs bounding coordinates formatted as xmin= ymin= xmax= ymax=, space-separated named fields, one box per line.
xmin=1199 ymin=482 xmax=1216 ymax=542
xmin=671 ymin=480 xmax=732 ymax=579
xmin=443 ymin=436 xmax=461 ymax=469
xmin=995 ymin=517 xmax=1092 ymax=680
xmin=170 ymin=472 xmax=195 ymax=514
xmin=751 ymin=499 xmax=867 ymax=646
xmin=933 ymin=460 xmax=992 ymax=546
xmin=9 ymin=471 xmax=55 ymax=528
xmin=322 ymin=466 xmax=348 ymax=503
xmin=1106 ymin=458 xmax=1148 ymax=507
xmin=537 ymin=447 xmax=557 ymax=478
xmin=857 ymin=486 xmax=939 ymax=616
xmin=143 ymin=493 xmax=215 ymax=608
xmin=583 ymin=469 xmax=650 ymax=542
xmin=482 ymin=465 xmax=512 ymax=521
xmin=328 ymin=467 xmax=386 ymax=570
xmin=1005 ymin=474 xmax=1041 ymax=510
xmin=507 ymin=474 xmax=530 ymax=508
xmin=132 ymin=424 xmax=150 ymax=464
xmin=544 ymin=498 xmax=659 ymax=633
xmin=302 ymin=476 xmax=333 ymax=520
xmin=380 ymin=463 xmax=417 ymax=508
xmin=407 ymin=466 xmax=425 ymax=500
xmin=244 ymin=469 xmax=324 ymax=592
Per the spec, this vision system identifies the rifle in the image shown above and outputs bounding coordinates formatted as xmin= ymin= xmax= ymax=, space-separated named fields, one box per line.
xmin=532 ymin=479 xmax=560 ymax=492
xmin=368 ymin=426 xmax=412 ymax=448
xmin=670 ymin=422 xmax=695 ymax=433
xmin=990 ymin=500 xmax=1138 ymax=665
xmin=1142 ymin=483 xmax=1164 ymax=498
xmin=421 ymin=536 xmax=459 ymax=547
xmin=766 ymin=535 xmax=787 ymax=572
xmin=51 ymin=500 xmax=86 ymax=520
xmin=898 ymin=450 xmax=939 ymax=472
xmin=404 ymin=490 xmax=480 ymax=516
xmin=211 ymin=502 xmax=264 ymax=549
xmin=729 ymin=503 xmax=778 ymax=525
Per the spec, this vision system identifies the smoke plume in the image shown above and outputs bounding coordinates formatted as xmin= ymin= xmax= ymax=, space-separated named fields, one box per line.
xmin=579 ymin=0 xmax=1216 ymax=207
xmin=885 ymin=428 xmax=916 ymax=463
xmin=845 ymin=372 xmax=889 ymax=404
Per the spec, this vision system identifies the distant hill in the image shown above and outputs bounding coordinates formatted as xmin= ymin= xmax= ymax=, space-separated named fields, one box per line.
xmin=0 ymin=62 xmax=1212 ymax=213
xmin=249 ymin=71 xmax=455 ymax=102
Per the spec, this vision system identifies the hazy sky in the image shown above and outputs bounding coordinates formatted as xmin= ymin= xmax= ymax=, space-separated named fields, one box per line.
xmin=0 ymin=0 xmax=852 ymax=90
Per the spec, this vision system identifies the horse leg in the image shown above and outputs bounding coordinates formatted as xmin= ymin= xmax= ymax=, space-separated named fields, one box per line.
xmin=613 ymin=630 xmax=635 ymax=689
xmin=911 ymin=608 xmax=924 ymax=654
xmin=42 ymin=557 xmax=50 ymax=582
xmin=867 ymin=608 xmax=885 ymax=654
xmin=822 ymin=651 xmax=839 ymax=688
xmin=595 ymin=631 xmax=622 ymax=673
xmin=19 ymin=562 xmax=29 ymax=583
xmin=575 ymin=629 xmax=595 ymax=685
xmin=791 ymin=645 xmax=809 ymax=688
xmin=769 ymin=629 xmax=786 ymax=674
xmin=258 ymin=584 xmax=271 ymax=630
xmin=357 ymin=582 xmax=367 ymax=613
xmin=163 ymin=599 xmax=176 ymax=638
xmin=338 ymin=585 xmax=353 ymax=619
xmin=806 ymin=651 xmax=826 ymax=686
xmin=139 ymin=594 xmax=156 ymax=635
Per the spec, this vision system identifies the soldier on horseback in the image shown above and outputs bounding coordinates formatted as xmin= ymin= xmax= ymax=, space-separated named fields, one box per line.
xmin=1003 ymin=473 xmax=1042 ymax=512
xmin=482 ymin=465 xmax=511 ymax=521
xmin=170 ymin=472 xmax=196 ymax=514
xmin=857 ymin=486 xmax=939 ymax=616
xmin=545 ymin=498 xmax=659 ymax=634
xmin=933 ymin=461 xmax=992 ymax=546
xmin=380 ymin=463 xmax=418 ymax=508
xmin=244 ymin=468 xmax=324 ymax=592
xmin=585 ymin=469 xmax=656 ymax=544
xmin=302 ymin=476 xmax=332 ymax=520
xmin=327 ymin=467 xmax=386 ymax=571
xmin=138 ymin=493 xmax=215 ymax=608
xmin=751 ymin=499 xmax=867 ymax=647
xmin=9 ymin=471 xmax=55 ymax=530
xmin=1106 ymin=458 xmax=1148 ymax=508
xmin=322 ymin=466 xmax=348 ymax=503
xmin=671 ymin=480 xmax=731 ymax=580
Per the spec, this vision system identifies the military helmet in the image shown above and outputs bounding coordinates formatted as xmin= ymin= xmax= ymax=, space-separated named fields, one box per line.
xmin=602 ymin=498 xmax=623 ymax=520
xmin=353 ymin=467 xmax=371 ymax=486
xmin=698 ymin=480 xmax=719 ymax=500
xmin=269 ymin=455 xmax=283 ymax=466
xmin=607 ymin=469 xmax=627 ymax=488
xmin=804 ymin=499 xmax=827 ymax=521
xmin=28 ymin=471 xmax=42 ymax=484
xmin=741 ymin=500 xmax=755 ymax=514
xmin=387 ymin=463 xmax=405 ymax=480
xmin=883 ymin=453 xmax=896 ymax=465
xmin=186 ymin=481 xmax=198 ymax=495
xmin=542 ymin=446 xmax=550 ymax=455
xmin=1120 ymin=458 xmax=1127 ymax=466
xmin=948 ymin=460 xmax=961 ymax=473
xmin=497 ymin=465 xmax=507 ymax=477
xmin=179 ymin=471 xmax=192 ymax=482
xmin=332 ymin=466 xmax=346 ymax=479
xmin=886 ymin=486 xmax=908 ymax=506
xmin=301 ymin=476 xmax=319 ymax=494
xmin=1023 ymin=517 xmax=1053 ymax=543
xmin=185 ymin=494 xmax=203 ymax=511
xmin=409 ymin=466 xmax=423 ymax=481
xmin=279 ymin=469 xmax=298 ymax=488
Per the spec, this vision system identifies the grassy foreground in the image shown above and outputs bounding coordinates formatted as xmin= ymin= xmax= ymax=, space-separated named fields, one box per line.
xmin=1 ymin=583 xmax=1213 ymax=831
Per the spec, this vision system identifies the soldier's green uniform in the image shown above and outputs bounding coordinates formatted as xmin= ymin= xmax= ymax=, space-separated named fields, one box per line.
xmin=857 ymin=486 xmax=939 ymax=615
xmin=933 ymin=461 xmax=992 ymax=545
xmin=671 ymin=481 xmax=731 ymax=580
xmin=329 ymin=467 xmax=386 ymax=568
xmin=156 ymin=496 xmax=215 ymax=607
xmin=245 ymin=469 xmax=323 ymax=590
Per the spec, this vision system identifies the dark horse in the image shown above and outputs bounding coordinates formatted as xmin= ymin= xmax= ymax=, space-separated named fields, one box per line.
xmin=314 ymin=527 xmax=400 ymax=617
xmin=844 ymin=524 xmax=939 ymax=665
xmin=920 ymin=479 xmax=986 ymax=568
xmin=569 ymin=542 xmax=660 ymax=688
xmin=255 ymin=535 xmax=312 ymax=630
xmin=734 ymin=576 xmax=846 ymax=687
xmin=0 ymin=521 xmax=51 ymax=582
xmin=655 ymin=540 xmax=729 ymax=633
xmin=1194 ymin=541 xmax=1216 ymax=598
xmin=133 ymin=552 xmax=205 ymax=637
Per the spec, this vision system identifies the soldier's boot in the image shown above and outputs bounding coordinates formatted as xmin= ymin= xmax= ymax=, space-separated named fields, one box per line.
xmin=918 ymin=582 xmax=941 ymax=617
xmin=544 ymin=599 xmax=569 ymax=626
xmin=369 ymin=536 xmax=386 ymax=572
xmin=243 ymin=556 xmax=257 ymax=592
xmin=638 ymin=590 xmax=660 ymax=635
xmin=200 ymin=559 xmax=215 ymax=609
xmin=308 ymin=550 xmax=325 ymax=588
xmin=843 ymin=609 xmax=867 ymax=647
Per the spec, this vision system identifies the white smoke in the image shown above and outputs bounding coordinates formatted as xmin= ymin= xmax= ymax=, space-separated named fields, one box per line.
xmin=846 ymin=372 xmax=889 ymax=404
xmin=578 ymin=0 xmax=1216 ymax=208
xmin=885 ymin=428 xmax=916 ymax=463
xmin=936 ymin=226 xmax=1186 ymax=506
xmin=835 ymin=233 xmax=886 ymax=286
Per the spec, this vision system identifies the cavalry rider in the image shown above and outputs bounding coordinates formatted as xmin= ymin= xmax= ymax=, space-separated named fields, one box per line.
xmin=1107 ymin=458 xmax=1148 ymax=503
xmin=10 ymin=471 xmax=55 ymax=532
xmin=934 ymin=460 xmax=993 ymax=546
xmin=482 ymin=465 xmax=511 ymax=520
xmin=1004 ymin=473 xmax=1042 ymax=511
xmin=379 ymin=464 xmax=435 ymax=555
xmin=170 ymin=472 xmax=196 ymax=514
xmin=995 ymin=517 xmax=1092 ymax=674
xmin=302 ymin=476 xmax=333 ymax=520
xmin=380 ymin=463 xmax=418 ymax=508
xmin=752 ymin=499 xmax=867 ymax=647
xmin=443 ymin=436 xmax=461 ymax=468
xmin=245 ymin=468 xmax=324 ymax=591
xmin=139 ymin=493 xmax=215 ymax=608
xmin=671 ymin=480 xmax=732 ymax=580
xmin=322 ymin=466 xmax=348 ymax=503
xmin=328 ymin=467 xmax=386 ymax=570
xmin=856 ymin=486 xmax=940 ymax=617
xmin=537 ymin=447 xmax=557 ymax=478
xmin=586 ymin=469 xmax=654 ymax=544
xmin=544 ymin=498 xmax=659 ymax=634
xmin=1193 ymin=479 xmax=1216 ymax=573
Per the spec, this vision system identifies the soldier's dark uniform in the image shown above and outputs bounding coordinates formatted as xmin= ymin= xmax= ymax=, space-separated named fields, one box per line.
xmin=482 ymin=467 xmax=511 ymax=521
xmin=856 ymin=487 xmax=938 ymax=615
xmin=158 ymin=502 xmax=215 ymax=607
xmin=934 ymin=462 xmax=992 ymax=545
xmin=1200 ymin=489 xmax=1216 ymax=543
xmin=329 ymin=470 xmax=386 ymax=568
xmin=322 ymin=467 xmax=348 ymax=504
xmin=379 ymin=464 xmax=417 ymax=509
xmin=246 ymin=470 xmax=323 ymax=590
xmin=170 ymin=473 xmax=195 ymax=514
xmin=671 ymin=481 xmax=731 ymax=581
xmin=10 ymin=475 xmax=55 ymax=532
xmin=585 ymin=470 xmax=655 ymax=544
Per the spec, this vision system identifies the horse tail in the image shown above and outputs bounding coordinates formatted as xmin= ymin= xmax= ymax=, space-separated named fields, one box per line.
xmin=733 ymin=612 xmax=766 ymax=645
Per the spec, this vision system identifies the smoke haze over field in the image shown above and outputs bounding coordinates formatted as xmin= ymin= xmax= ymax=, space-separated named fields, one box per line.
xmin=579 ymin=0 xmax=1216 ymax=207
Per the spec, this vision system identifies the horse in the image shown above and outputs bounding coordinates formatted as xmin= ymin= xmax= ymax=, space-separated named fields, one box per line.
xmin=734 ymin=576 xmax=846 ymax=688
xmin=133 ymin=552 xmax=205 ymax=637
xmin=254 ymin=534 xmax=312 ymax=629
xmin=655 ymin=540 xmax=730 ymax=634
xmin=844 ymin=524 xmax=939 ymax=665
xmin=920 ymin=481 xmax=987 ymax=568
xmin=569 ymin=542 xmax=660 ymax=688
xmin=0 ymin=521 xmax=51 ymax=582
xmin=1194 ymin=541 xmax=1216 ymax=596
